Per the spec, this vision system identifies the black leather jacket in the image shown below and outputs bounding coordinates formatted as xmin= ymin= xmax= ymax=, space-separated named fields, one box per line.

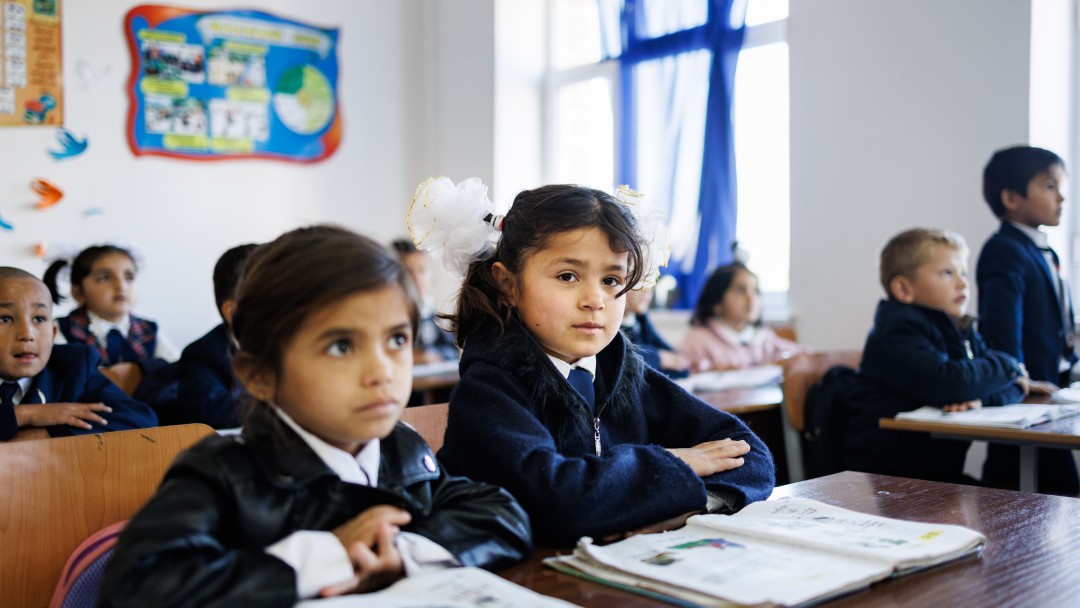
xmin=99 ymin=409 xmax=532 ymax=607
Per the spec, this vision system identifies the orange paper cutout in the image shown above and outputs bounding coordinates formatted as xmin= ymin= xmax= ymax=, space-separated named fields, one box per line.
xmin=34 ymin=243 xmax=47 ymax=258
xmin=31 ymin=178 xmax=64 ymax=209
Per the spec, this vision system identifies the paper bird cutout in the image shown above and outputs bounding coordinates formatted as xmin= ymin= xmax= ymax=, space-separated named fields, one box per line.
xmin=49 ymin=127 xmax=88 ymax=160
xmin=34 ymin=243 xmax=46 ymax=257
xmin=0 ymin=213 xmax=12 ymax=231
xmin=82 ymin=207 xmax=105 ymax=217
xmin=31 ymin=178 xmax=63 ymax=209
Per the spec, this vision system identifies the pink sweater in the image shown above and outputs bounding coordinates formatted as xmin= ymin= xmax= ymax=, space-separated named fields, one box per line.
xmin=679 ymin=320 xmax=809 ymax=371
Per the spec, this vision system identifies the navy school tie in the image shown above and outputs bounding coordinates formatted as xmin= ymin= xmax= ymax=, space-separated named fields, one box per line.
xmin=1 ymin=381 xmax=17 ymax=408
xmin=106 ymin=328 xmax=126 ymax=364
xmin=1 ymin=382 xmax=18 ymax=427
xmin=567 ymin=367 xmax=595 ymax=411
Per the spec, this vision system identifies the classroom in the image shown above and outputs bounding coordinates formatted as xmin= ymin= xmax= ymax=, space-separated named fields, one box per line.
xmin=2 ymin=0 xmax=1078 ymax=606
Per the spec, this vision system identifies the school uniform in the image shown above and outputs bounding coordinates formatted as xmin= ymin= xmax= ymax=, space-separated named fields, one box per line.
xmin=438 ymin=317 xmax=775 ymax=548
xmin=680 ymin=319 xmax=806 ymax=370
xmin=0 ymin=344 xmax=158 ymax=440
xmin=621 ymin=311 xmax=688 ymax=378
xmin=842 ymin=299 xmax=1024 ymax=483
xmin=173 ymin=323 xmax=242 ymax=429
xmin=56 ymin=307 xmax=179 ymax=371
xmin=98 ymin=406 xmax=532 ymax=607
xmin=977 ymin=221 xmax=1080 ymax=495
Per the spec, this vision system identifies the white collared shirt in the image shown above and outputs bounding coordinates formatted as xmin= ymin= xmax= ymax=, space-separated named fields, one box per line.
xmin=264 ymin=406 xmax=457 ymax=599
xmin=3 ymin=377 xmax=33 ymax=404
xmin=53 ymin=310 xmax=180 ymax=362
xmin=547 ymin=354 xmax=597 ymax=381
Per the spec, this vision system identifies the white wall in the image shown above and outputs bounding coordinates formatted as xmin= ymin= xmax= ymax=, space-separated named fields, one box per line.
xmin=788 ymin=0 xmax=1034 ymax=350
xmin=0 ymin=0 xmax=495 ymax=347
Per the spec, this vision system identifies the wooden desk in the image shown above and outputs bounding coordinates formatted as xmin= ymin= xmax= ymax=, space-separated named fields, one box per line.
xmin=500 ymin=471 xmax=1080 ymax=607
xmin=880 ymin=408 xmax=1080 ymax=492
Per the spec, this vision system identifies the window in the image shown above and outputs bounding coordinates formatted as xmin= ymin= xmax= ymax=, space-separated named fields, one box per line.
xmin=545 ymin=0 xmax=790 ymax=310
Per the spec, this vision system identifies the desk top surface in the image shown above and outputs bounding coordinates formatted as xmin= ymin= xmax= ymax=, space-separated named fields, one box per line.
xmin=499 ymin=471 xmax=1080 ymax=607
xmin=880 ymin=410 xmax=1080 ymax=447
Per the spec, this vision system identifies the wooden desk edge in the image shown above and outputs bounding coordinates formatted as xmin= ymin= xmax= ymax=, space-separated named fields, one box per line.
xmin=880 ymin=417 xmax=1080 ymax=447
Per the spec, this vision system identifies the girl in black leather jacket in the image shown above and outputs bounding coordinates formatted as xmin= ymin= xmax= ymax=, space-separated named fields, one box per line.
xmin=99 ymin=226 xmax=531 ymax=607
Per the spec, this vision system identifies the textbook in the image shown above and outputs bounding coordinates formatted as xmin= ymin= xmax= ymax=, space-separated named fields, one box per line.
xmin=295 ymin=567 xmax=580 ymax=607
xmin=895 ymin=404 xmax=1080 ymax=429
xmin=675 ymin=364 xmax=783 ymax=393
xmin=545 ymin=498 xmax=985 ymax=607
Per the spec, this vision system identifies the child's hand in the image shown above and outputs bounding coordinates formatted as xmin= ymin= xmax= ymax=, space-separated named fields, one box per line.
xmin=659 ymin=350 xmax=691 ymax=372
xmin=1026 ymin=380 xmax=1059 ymax=395
xmin=15 ymin=403 xmax=112 ymax=430
xmin=321 ymin=519 xmax=405 ymax=596
xmin=332 ymin=505 xmax=412 ymax=556
xmin=667 ymin=439 xmax=750 ymax=477
xmin=941 ymin=399 xmax=981 ymax=412
xmin=1014 ymin=376 xmax=1058 ymax=396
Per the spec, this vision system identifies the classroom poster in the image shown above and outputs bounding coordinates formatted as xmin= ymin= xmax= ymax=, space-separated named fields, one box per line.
xmin=125 ymin=6 xmax=341 ymax=162
xmin=0 ymin=0 xmax=62 ymax=127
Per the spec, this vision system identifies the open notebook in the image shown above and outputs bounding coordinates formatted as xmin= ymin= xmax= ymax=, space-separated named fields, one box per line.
xmin=546 ymin=498 xmax=984 ymax=607
xmin=896 ymin=404 xmax=1080 ymax=429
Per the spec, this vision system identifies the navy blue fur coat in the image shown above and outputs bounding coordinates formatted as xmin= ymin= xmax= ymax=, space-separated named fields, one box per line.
xmin=438 ymin=317 xmax=775 ymax=547
xmin=842 ymin=299 xmax=1024 ymax=481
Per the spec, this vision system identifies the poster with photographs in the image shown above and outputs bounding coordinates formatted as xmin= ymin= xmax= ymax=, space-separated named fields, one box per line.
xmin=125 ymin=6 xmax=340 ymax=162
xmin=0 ymin=0 xmax=62 ymax=127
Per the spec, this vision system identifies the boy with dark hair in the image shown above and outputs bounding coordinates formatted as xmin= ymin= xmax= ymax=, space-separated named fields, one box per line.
xmin=841 ymin=229 xmax=1041 ymax=484
xmin=390 ymin=238 xmax=458 ymax=362
xmin=172 ymin=243 xmax=259 ymax=428
xmin=0 ymin=267 xmax=157 ymax=439
xmin=977 ymin=145 xmax=1078 ymax=495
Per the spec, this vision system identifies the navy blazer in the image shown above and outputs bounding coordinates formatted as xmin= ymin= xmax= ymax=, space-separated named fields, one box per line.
xmin=977 ymin=222 xmax=1077 ymax=382
xmin=0 ymin=344 xmax=158 ymax=439
xmin=439 ymin=317 xmax=775 ymax=547
xmin=175 ymin=323 xmax=242 ymax=429
xmin=842 ymin=300 xmax=1023 ymax=482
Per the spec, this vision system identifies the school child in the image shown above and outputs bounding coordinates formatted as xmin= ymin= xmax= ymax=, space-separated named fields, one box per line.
xmin=679 ymin=263 xmax=807 ymax=371
xmin=412 ymin=179 xmax=775 ymax=548
xmin=98 ymin=226 xmax=531 ymax=606
xmin=171 ymin=243 xmax=259 ymax=429
xmin=390 ymin=238 xmax=459 ymax=362
xmin=841 ymin=228 xmax=1043 ymax=484
xmin=976 ymin=145 xmax=1079 ymax=495
xmin=0 ymin=267 xmax=157 ymax=440
xmin=622 ymin=286 xmax=690 ymax=378
xmin=43 ymin=244 xmax=179 ymax=371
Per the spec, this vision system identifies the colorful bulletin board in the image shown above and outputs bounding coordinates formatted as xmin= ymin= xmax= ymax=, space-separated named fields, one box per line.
xmin=0 ymin=0 xmax=63 ymax=127
xmin=125 ymin=6 xmax=341 ymax=162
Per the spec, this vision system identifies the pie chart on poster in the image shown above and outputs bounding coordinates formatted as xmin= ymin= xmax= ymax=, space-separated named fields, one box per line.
xmin=272 ymin=64 xmax=333 ymax=135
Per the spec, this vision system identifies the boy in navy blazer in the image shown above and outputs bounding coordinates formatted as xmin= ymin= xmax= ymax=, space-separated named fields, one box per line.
xmin=0 ymin=267 xmax=157 ymax=440
xmin=842 ymin=229 xmax=1038 ymax=484
xmin=977 ymin=145 xmax=1078 ymax=495
xmin=173 ymin=243 xmax=258 ymax=429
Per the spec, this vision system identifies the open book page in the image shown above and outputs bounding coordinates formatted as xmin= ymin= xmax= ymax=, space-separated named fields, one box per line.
xmin=1050 ymin=387 xmax=1080 ymax=404
xmin=570 ymin=521 xmax=892 ymax=607
xmin=687 ymin=498 xmax=985 ymax=571
xmin=896 ymin=404 xmax=1080 ymax=428
xmin=295 ymin=567 xmax=580 ymax=608
xmin=555 ymin=498 xmax=985 ymax=607
xmin=675 ymin=364 xmax=783 ymax=392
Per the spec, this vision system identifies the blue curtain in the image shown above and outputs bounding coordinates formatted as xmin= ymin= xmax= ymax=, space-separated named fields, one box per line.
xmin=602 ymin=0 xmax=745 ymax=309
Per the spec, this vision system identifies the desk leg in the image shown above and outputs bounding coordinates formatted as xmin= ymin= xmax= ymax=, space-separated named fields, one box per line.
xmin=1019 ymin=445 xmax=1037 ymax=492
xmin=780 ymin=407 xmax=805 ymax=482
